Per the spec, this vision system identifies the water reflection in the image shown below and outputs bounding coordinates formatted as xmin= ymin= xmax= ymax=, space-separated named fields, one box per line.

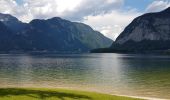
xmin=0 ymin=54 xmax=170 ymax=99
xmin=119 ymin=55 xmax=170 ymax=98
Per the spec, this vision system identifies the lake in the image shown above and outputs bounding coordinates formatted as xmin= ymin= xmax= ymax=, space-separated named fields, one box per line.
xmin=0 ymin=53 xmax=170 ymax=99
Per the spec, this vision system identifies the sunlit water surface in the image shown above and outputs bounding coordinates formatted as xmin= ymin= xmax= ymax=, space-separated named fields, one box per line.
xmin=0 ymin=53 xmax=170 ymax=99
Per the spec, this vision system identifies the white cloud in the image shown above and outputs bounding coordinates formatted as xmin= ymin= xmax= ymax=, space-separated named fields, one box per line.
xmin=0 ymin=0 xmax=17 ymax=14
xmin=146 ymin=0 xmax=170 ymax=12
xmin=83 ymin=10 xmax=141 ymax=40
xmin=22 ymin=0 xmax=83 ymax=20
xmin=13 ymin=0 xmax=123 ymax=22
xmin=62 ymin=0 xmax=124 ymax=21
xmin=100 ymin=25 xmax=122 ymax=40
xmin=0 ymin=0 xmax=83 ymax=22
xmin=56 ymin=0 xmax=82 ymax=12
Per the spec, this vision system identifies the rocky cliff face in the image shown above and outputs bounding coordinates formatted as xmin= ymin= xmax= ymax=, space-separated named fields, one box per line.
xmin=115 ymin=7 xmax=170 ymax=45
xmin=108 ymin=7 xmax=170 ymax=52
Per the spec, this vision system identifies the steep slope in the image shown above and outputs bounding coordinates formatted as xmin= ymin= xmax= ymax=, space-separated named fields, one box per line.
xmin=18 ymin=17 xmax=113 ymax=52
xmin=0 ymin=13 xmax=112 ymax=53
xmin=0 ymin=22 xmax=19 ymax=51
xmin=112 ymin=7 xmax=170 ymax=52
xmin=18 ymin=18 xmax=88 ymax=52
xmin=73 ymin=22 xmax=112 ymax=49
xmin=0 ymin=13 xmax=28 ymax=32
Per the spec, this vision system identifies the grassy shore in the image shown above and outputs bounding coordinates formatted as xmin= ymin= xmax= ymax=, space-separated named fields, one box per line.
xmin=0 ymin=88 xmax=143 ymax=100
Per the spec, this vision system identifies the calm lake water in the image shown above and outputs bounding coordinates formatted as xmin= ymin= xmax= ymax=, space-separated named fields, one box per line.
xmin=0 ymin=53 xmax=170 ymax=99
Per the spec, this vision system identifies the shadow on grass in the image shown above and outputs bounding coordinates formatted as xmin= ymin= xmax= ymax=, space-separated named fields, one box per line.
xmin=0 ymin=88 xmax=92 ymax=100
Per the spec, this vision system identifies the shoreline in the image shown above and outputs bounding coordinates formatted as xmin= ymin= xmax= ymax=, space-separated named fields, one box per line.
xmin=115 ymin=94 xmax=167 ymax=100
xmin=0 ymin=87 xmax=168 ymax=100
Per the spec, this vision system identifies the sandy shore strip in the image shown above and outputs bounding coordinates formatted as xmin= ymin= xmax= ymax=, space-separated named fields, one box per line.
xmin=115 ymin=94 xmax=168 ymax=100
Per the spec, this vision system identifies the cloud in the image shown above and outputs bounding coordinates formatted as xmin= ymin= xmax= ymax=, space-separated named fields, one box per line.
xmin=0 ymin=0 xmax=83 ymax=22
xmin=7 ymin=0 xmax=123 ymax=22
xmin=19 ymin=0 xmax=123 ymax=21
xmin=0 ymin=0 xmax=17 ymax=14
xmin=62 ymin=0 xmax=124 ymax=21
xmin=0 ymin=0 xmax=30 ymax=22
xmin=83 ymin=10 xmax=141 ymax=40
xmin=146 ymin=0 xmax=170 ymax=12
xmin=22 ymin=0 xmax=83 ymax=20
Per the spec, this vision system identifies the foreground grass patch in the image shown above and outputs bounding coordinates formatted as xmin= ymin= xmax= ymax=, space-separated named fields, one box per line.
xmin=0 ymin=88 xmax=142 ymax=100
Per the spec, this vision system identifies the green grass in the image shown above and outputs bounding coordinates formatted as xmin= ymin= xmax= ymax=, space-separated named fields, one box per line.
xmin=0 ymin=88 xmax=143 ymax=100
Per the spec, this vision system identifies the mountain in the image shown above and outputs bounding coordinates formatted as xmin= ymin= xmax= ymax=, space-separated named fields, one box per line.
xmin=0 ymin=21 xmax=19 ymax=51
xmin=0 ymin=14 xmax=112 ymax=53
xmin=0 ymin=20 xmax=32 ymax=52
xmin=0 ymin=13 xmax=27 ymax=32
xmin=112 ymin=7 xmax=170 ymax=52
xmin=91 ymin=7 xmax=170 ymax=53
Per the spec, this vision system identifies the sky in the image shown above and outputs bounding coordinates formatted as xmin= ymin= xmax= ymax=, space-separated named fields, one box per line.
xmin=0 ymin=0 xmax=170 ymax=40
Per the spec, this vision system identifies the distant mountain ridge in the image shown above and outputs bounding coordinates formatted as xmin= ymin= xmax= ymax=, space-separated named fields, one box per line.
xmin=0 ymin=14 xmax=113 ymax=53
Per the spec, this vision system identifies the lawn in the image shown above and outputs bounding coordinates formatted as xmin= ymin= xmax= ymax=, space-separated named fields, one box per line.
xmin=0 ymin=88 xmax=143 ymax=100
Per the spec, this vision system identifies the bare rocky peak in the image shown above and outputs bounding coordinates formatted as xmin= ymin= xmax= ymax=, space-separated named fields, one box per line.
xmin=116 ymin=7 xmax=170 ymax=44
